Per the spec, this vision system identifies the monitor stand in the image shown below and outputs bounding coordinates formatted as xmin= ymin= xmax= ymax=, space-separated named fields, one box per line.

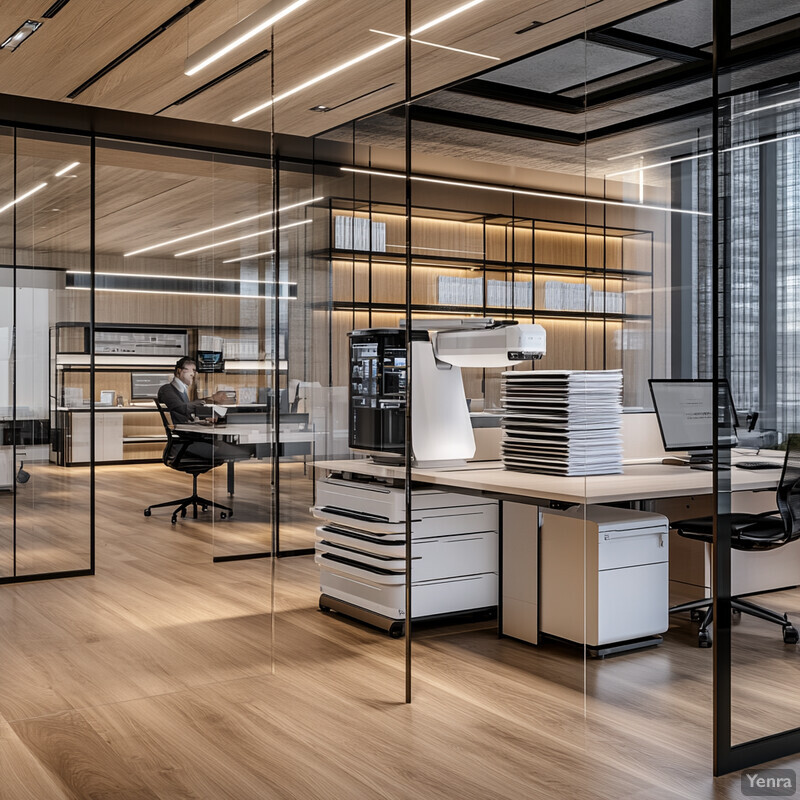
xmin=661 ymin=451 xmax=731 ymax=470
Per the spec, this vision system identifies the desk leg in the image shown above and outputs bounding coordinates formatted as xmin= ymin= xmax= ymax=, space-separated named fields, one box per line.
xmin=227 ymin=460 xmax=235 ymax=495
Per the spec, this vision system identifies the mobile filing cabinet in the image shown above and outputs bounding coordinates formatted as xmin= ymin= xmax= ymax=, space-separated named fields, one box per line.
xmin=313 ymin=476 xmax=498 ymax=637
xmin=540 ymin=505 xmax=669 ymax=656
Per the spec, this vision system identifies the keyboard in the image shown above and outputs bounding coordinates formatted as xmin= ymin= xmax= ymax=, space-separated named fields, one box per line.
xmin=735 ymin=461 xmax=780 ymax=470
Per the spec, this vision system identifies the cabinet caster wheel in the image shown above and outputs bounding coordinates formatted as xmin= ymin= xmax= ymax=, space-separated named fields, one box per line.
xmin=783 ymin=626 xmax=798 ymax=645
xmin=389 ymin=622 xmax=404 ymax=638
xmin=698 ymin=631 xmax=712 ymax=648
xmin=319 ymin=603 xmax=330 ymax=613
xmin=220 ymin=512 xmax=227 ymax=520
xmin=144 ymin=509 xmax=151 ymax=517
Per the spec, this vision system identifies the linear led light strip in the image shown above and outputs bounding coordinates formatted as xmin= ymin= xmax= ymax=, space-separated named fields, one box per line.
xmin=0 ymin=182 xmax=48 ymax=214
xmin=233 ymin=0 xmax=489 ymax=122
xmin=341 ymin=167 xmax=710 ymax=217
xmin=606 ymin=137 xmax=712 ymax=162
xmin=222 ymin=249 xmax=275 ymax=263
xmin=606 ymin=129 xmax=800 ymax=178
xmin=368 ymin=29 xmax=499 ymax=61
xmin=54 ymin=161 xmax=80 ymax=177
xmin=125 ymin=197 xmax=321 ymax=257
xmin=68 ymin=287 xmax=295 ymax=299
xmin=185 ymin=0 xmax=314 ymax=76
xmin=67 ymin=269 xmax=296 ymax=286
xmin=174 ymin=218 xmax=311 ymax=257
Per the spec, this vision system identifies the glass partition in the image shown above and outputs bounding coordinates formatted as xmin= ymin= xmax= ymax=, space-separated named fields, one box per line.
xmin=4 ymin=129 xmax=92 ymax=580
xmin=719 ymin=0 xmax=800 ymax=769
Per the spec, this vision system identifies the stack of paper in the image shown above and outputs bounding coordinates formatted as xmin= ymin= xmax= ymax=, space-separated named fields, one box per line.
xmin=500 ymin=370 xmax=623 ymax=476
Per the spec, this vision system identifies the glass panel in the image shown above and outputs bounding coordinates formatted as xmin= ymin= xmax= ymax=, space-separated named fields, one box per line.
xmin=14 ymin=130 xmax=92 ymax=577
xmin=724 ymin=1 xmax=800 ymax=746
xmin=0 ymin=126 xmax=12 ymax=577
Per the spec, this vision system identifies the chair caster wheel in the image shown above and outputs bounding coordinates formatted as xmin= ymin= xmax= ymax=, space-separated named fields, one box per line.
xmin=180 ymin=508 xmax=187 ymax=518
xmin=201 ymin=505 xmax=208 ymax=512
xmin=698 ymin=631 xmax=712 ymax=648
xmin=171 ymin=515 xmax=177 ymax=525
xmin=783 ymin=626 xmax=798 ymax=644
xmin=144 ymin=509 xmax=151 ymax=517
xmin=731 ymin=607 xmax=741 ymax=617
xmin=220 ymin=512 xmax=227 ymax=520
xmin=690 ymin=609 xmax=704 ymax=622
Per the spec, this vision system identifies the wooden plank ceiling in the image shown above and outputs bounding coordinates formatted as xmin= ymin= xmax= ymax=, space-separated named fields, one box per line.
xmin=0 ymin=0 xmax=666 ymax=138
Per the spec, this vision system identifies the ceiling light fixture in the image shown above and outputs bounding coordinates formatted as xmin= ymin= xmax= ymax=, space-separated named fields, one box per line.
xmin=233 ymin=0 xmax=489 ymax=122
xmin=174 ymin=218 xmax=311 ymax=257
xmin=1 ymin=19 xmax=42 ymax=51
xmin=67 ymin=269 xmax=295 ymax=285
xmin=606 ymin=136 xmax=712 ymax=161
xmin=222 ymin=249 xmax=276 ymax=263
xmin=0 ymin=182 xmax=48 ymax=214
xmin=184 ymin=0 xmax=312 ymax=76
xmin=54 ymin=161 xmax=80 ymax=177
xmin=606 ymin=130 xmax=800 ymax=178
xmin=369 ymin=29 xmax=499 ymax=61
xmin=124 ymin=196 xmax=321 ymax=257
xmin=341 ymin=167 xmax=709 ymax=216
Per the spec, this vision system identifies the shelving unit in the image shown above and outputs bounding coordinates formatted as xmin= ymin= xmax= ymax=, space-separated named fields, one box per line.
xmin=323 ymin=200 xmax=654 ymax=408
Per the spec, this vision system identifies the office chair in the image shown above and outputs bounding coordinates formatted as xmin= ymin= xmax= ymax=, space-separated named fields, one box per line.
xmin=669 ymin=437 xmax=800 ymax=647
xmin=143 ymin=402 xmax=233 ymax=525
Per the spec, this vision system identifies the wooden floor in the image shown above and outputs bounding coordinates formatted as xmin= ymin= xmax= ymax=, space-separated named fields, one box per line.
xmin=1 ymin=462 xmax=800 ymax=799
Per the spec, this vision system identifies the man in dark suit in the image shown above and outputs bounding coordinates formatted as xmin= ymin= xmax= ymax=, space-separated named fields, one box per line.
xmin=158 ymin=357 xmax=250 ymax=461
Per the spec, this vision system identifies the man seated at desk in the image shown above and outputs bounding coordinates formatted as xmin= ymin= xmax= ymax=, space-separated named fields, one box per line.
xmin=158 ymin=356 xmax=250 ymax=461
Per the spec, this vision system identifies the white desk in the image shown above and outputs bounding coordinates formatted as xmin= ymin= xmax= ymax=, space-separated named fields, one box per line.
xmin=314 ymin=457 xmax=788 ymax=650
xmin=176 ymin=422 xmax=317 ymax=493
xmin=313 ymin=457 xmax=783 ymax=508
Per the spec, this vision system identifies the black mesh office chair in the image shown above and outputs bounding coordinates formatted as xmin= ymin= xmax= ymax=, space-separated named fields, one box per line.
xmin=669 ymin=437 xmax=800 ymax=647
xmin=143 ymin=402 xmax=233 ymax=525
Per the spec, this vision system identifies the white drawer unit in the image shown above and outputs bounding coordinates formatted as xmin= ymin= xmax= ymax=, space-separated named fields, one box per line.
xmin=539 ymin=505 xmax=670 ymax=657
xmin=314 ymin=477 xmax=499 ymax=636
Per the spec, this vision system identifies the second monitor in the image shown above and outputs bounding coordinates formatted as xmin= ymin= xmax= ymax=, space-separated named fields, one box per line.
xmin=649 ymin=379 xmax=739 ymax=466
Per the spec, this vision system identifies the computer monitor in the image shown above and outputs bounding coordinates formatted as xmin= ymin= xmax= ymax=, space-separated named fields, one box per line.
xmin=649 ymin=379 xmax=739 ymax=462
xmin=130 ymin=371 xmax=172 ymax=401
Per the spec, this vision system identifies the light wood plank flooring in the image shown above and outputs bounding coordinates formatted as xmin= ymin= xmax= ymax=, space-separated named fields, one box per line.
xmin=1 ymin=462 xmax=799 ymax=798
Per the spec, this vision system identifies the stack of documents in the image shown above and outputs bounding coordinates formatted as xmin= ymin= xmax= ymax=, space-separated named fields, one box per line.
xmin=500 ymin=370 xmax=623 ymax=476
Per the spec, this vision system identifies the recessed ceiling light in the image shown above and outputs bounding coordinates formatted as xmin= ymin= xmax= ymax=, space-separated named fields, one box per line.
xmin=0 ymin=182 xmax=48 ymax=214
xmin=341 ymin=167 xmax=710 ymax=216
xmin=1 ymin=19 xmax=42 ymax=51
xmin=222 ymin=249 xmax=276 ymax=263
xmin=233 ymin=0 xmax=489 ymax=122
xmin=310 ymin=105 xmax=331 ymax=112
xmin=369 ymin=29 xmax=499 ymax=61
xmin=184 ymin=0 xmax=312 ymax=76
xmin=54 ymin=161 xmax=80 ymax=177
xmin=174 ymin=218 xmax=311 ymax=257
xmin=124 ymin=196 xmax=321 ymax=257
